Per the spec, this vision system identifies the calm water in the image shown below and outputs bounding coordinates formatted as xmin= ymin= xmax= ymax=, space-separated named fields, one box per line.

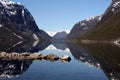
xmin=0 ymin=41 xmax=120 ymax=80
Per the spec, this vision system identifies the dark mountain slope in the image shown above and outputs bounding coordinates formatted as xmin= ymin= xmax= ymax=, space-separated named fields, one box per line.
xmin=67 ymin=15 xmax=102 ymax=39
xmin=0 ymin=0 xmax=51 ymax=43
xmin=80 ymin=0 xmax=120 ymax=40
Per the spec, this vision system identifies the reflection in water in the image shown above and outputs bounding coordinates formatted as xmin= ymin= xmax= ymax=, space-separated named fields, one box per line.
xmin=52 ymin=42 xmax=68 ymax=51
xmin=67 ymin=43 xmax=101 ymax=68
xmin=0 ymin=41 xmax=50 ymax=79
xmin=80 ymin=44 xmax=120 ymax=80
xmin=0 ymin=59 xmax=32 ymax=79
xmin=34 ymin=41 xmax=120 ymax=80
xmin=0 ymin=40 xmax=120 ymax=80
xmin=0 ymin=41 xmax=50 ymax=53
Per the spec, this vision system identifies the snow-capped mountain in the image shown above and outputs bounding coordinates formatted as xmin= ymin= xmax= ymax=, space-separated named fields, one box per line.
xmin=0 ymin=0 xmax=51 ymax=43
xmin=67 ymin=15 xmax=102 ymax=39
xmin=79 ymin=0 xmax=120 ymax=40
xmin=47 ymin=31 xmax=57 ymax=37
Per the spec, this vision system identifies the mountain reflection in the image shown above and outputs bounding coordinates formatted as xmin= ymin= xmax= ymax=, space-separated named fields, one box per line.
xmin=0 ymin=41 xmax=50 ymax=53
xmin=79 ymin=44 xmax=120 ymax=80
xmin=52 ymin=42 xmax=68 ymax=51
xmin=0 ymin=41 xmax=51 ymax=79
xmin=0 ymin=59 xmax=32 ymax=79
xmin=0 ymin=40 xmax=120 ymax=80
xmin=67 ymin=43 xmax=100 ymax=68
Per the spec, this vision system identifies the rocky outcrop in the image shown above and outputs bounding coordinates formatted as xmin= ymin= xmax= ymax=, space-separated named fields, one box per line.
xmin=0 ymin=0 xmax=51 ymax=43
xmin=0 ymin=52 xmax=71 ymax=62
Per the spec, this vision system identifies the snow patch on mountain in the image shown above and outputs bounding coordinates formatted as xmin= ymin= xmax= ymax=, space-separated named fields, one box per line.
xmin=47 ymin=31 xmax=57 ymax=37
xmin=76 ymin=15 xmax=103 ymax=27
xmin=0 ymin=0 xmax=21 ymax=8
xmin=113 ymin=1 xmax=120 ymax=8
xmin=85 ymin=16 xmax=96 ymax=22
xmin=0 ymin=0 xmax=22 ymax=16
xmin=0 ymin=24 xmax=2 ymax=27
xmin=111 ymin=1 xmax=120 ymax=12
xmin=32 ymin=34 xmax=40 ymax=47
xmin=32 ymin=34 xmax=39 ymax=41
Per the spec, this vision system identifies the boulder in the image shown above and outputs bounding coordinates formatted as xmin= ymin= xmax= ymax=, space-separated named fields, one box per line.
xmin=43 ymin=54 xmax=59 ymax=61
xmin=28 ymin=53 xmax=42 ymax=59
xmin=60 ymin=55 xmax=71 ymax=62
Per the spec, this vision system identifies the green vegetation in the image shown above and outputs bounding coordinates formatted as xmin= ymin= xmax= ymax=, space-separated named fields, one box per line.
xmin=80 ymin=13 xmax=120 ymax=40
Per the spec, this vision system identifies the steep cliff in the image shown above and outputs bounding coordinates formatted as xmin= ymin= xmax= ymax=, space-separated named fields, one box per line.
xmin=0 ymin=0 xmax=51 ymax=43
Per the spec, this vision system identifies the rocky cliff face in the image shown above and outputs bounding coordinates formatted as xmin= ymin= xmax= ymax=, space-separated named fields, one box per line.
xmin=67 ymin=15 xmax=102 ymax=39
xmin=0 ymin=0 xmax=51 ymax=43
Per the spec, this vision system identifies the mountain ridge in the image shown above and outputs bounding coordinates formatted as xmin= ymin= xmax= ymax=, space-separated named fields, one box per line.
xmin=0 ymin=0 xmax=51 ymax=43
xmin=67 ymin=15 xmax=102 ymax=39
xmin=80 ymin=0 xmax=120 ymax=41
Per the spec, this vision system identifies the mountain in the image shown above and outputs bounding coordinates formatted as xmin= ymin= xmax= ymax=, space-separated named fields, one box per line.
xmin=0 ymin=0 xmax=51 ymax=44
xmin=67 ymin=15 xmax=102 ymax=39
xmin=47 ymin=31 xmax=57 ymax=37
xmin=53 ymin=31 xmax=68 ymax=39
xmin=80 ymin=0 xmax=120 ymax=40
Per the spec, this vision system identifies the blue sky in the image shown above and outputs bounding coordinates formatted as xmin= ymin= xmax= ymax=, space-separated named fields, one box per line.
xmin=14 ymin=0 xmax=112 ymax=33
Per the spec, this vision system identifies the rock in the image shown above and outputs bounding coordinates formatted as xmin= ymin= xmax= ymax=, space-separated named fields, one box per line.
xmin=43 ymin=54 xmax=59 ymax=61
xmin=28 ymin=53 xmax=42 ymax=59
xmin=0 ymin=52 xmax=71 ymax=62
xmin=21 ymin=53 xmax=30 ymax=56
xmin=0 ymin=52 xmax=7 ymax=57
xmin=60 ymin=55 xmax=71 ymax=62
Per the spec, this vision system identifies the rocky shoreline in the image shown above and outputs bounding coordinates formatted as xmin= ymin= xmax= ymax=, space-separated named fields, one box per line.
xmin=0 ymin=52 xmax=71 ymax=62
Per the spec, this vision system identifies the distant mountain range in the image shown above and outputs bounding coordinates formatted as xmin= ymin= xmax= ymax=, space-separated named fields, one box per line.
xmin=0 ymin=0 xmax=51 ymax=44
xmin=67 ymin=0 xmax=120 ymax=42
xmin=53 ymin=31 xmax=68 ymax=39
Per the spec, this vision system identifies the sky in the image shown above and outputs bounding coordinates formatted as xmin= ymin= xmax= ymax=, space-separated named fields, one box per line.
xmin=13 ymin=0 xmax=112 ymax=34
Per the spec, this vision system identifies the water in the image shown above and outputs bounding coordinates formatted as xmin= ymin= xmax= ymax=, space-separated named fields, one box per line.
xmin=0 ymin=41 xmax=120 ymax=80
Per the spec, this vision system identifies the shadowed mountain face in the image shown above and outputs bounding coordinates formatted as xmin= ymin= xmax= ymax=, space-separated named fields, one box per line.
xmin=0 ymin=0 xmax=51 ymax=43
xmin=0 ymin=59 xmax=32 ymax=79
xmin=52 ymin=31 xmax=68 ymax=43
xmin=80 ymin=44 xmax=120 ymax=80
xmin=80 ymin=0 xmax=120 ymax=40
xmin=67 ymin=15 xmax=102 ymax=39
xmin=53 ymin=31 xmax=68 ymax=39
